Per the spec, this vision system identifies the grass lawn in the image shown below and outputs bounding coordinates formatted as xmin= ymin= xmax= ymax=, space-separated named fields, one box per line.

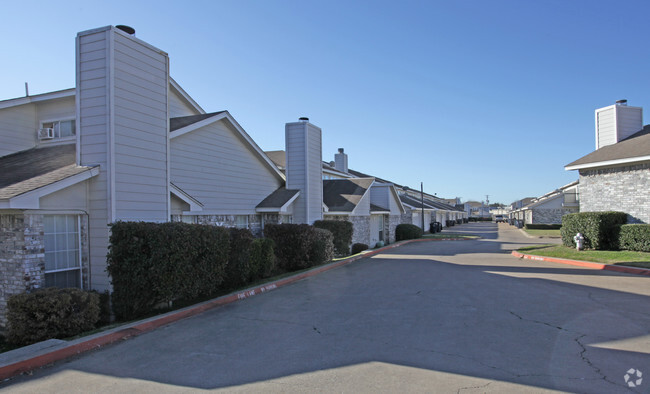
xmin=518 ymin=244 xmax=650 ymax=269
xmin=523 ymin=229 xmax=561 ymax=237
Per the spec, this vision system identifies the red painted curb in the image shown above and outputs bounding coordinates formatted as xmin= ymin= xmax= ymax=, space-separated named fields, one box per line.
xmin=0 ymin=236 xmax=473 ymax=381
xmin=511 ymin=251 xmax=650 ymax=277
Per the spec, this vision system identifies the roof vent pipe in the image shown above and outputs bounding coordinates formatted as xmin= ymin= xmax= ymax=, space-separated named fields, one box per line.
xmin=616 ymin=99 xmax=628 ymax=106
xmin=299 ymin=117 xmax=309 ymax=122
xmin=116 ymin=25 xmax=136 ymax=35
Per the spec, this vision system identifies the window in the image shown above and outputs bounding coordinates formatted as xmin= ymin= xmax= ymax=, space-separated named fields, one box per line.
xmin=44 ymin=215 xmax=81 ymax=288
xmin=235 ymin=215 xmax=249 ymax=229
xmin=40 ymin=119 xmax=76 ymax=140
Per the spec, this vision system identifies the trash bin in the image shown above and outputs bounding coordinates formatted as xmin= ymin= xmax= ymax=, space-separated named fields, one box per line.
xmin=434 ymin=222 xmax=441 ymax=232
xmin=429 ymin=222 xmax=435 ymax=233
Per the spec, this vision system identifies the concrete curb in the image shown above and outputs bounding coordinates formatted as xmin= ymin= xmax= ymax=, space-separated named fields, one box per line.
xmin=0 ymin=236 xmax=471 ymax=381
xmin=511 ymin=250 xmax=650 ymax=277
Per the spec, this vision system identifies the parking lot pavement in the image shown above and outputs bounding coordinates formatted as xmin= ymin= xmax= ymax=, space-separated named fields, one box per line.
xmin=3 ymin=223 xmax=649 ymax=393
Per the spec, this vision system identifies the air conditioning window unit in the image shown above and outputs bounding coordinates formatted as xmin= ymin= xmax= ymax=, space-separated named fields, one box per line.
xmin=38 ymin=128 xmax=55 ymax=140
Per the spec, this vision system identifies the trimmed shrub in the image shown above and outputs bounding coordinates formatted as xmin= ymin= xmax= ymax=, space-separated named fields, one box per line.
xmin=619 ymin=224 xmax=650 ymax=252
xmin=351 ymin=243 xmax=369 ymax=254
xmin=250 ymin=238 xmax=276 ymax=280
xmin=225 ymin=228 xmax=254 ymax=288
xmin=264 ymin=223 xmax=334 ymax=271
xmin=524 ymin=224 xmax=562 ymax=230
xmin=107 ymin=221 xmax=230 ymax=320
xmin=396 ymin=223 xmax=423 ymax=241
xmin=456 ymin=219 xmax=462 ymax=225
xmin=311 ymin=228 xmax=335 ymax=266
xmin=7 ymin=288 xmax=100 ymax=346
xmin=313 ymin=220 xmax=353 ymax=256
xmin=446 ymin=220 xmax=455 ymax=227
xmin=561 ymin=212 xmax=627 ymax=250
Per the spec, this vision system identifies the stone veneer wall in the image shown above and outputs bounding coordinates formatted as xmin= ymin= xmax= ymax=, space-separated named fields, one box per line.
xmin=0 ymin=212 xmax=91 ymax=331
xmin=387 ymin=214 xmax=401 ymax=244
xmin=579 ymin=163 xmax=650 ymax=223
xmin=324 ymin=215 xmax=371 ymax=246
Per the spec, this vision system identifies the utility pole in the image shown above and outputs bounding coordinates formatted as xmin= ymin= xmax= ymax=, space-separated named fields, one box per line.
xmin=421 ymin=182 xmax=425 ymax=231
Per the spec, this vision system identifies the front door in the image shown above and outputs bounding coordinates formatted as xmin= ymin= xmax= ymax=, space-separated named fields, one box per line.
xmin=370 ymin=214 xmax=384 ymax=246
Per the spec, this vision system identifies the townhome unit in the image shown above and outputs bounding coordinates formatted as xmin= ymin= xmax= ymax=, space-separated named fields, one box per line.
xmin=0 ymin=25 xmax=315 ymax=328
xmin=509 ymin=181 xmax=579 ymax=225
xmin=565 ymin=100 xmax=650 ymax=223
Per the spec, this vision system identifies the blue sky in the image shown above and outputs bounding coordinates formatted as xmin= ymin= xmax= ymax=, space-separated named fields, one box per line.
xmin=2 ymin=1 xmax=649 ymax=205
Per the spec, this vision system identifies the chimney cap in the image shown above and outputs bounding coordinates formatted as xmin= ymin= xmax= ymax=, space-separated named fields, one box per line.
xmin=616 ymin=99 xmax=628 ymax=106
xmin=116 ymin=25 xmax=136 ymax=35
xmin=299 ymin=117 xmax=309 ymax=122
xmin=338 ymin=148 xmax=344 ymax=153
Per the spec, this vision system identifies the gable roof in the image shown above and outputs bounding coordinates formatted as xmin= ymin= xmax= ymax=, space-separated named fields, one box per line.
xmin=323 ymin=178 xmax=374 ymax=212
xmin=0 ymin=144 xmax=77 ymax=189
xmin=0 ymin=88 xmax=75 ymax=110
xmin=169 ymin=77 xmax=205 ymax=115
xmin=0 ymin=144 xmax=98 ymax=206
xmin=170 ymin=111 xmax=285 ymax=182
xmin=170 ymin=112 xmax=227 ymax=131
xmin=256 ymin=187 xmax=300 ymax=212
xmin=566 ymin=125 xmax=650 ymax=170
xmin=265 ymin=150 xmax=286 ymax=170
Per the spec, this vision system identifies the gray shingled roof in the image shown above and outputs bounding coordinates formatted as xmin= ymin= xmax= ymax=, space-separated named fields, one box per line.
xmin=256 ymin=187 xmax=299 ymax=209
xmin=0 ymin=144 xmax=97 ymax=199
xmin=264 ymin=150 xmax=286 ymax=169
xmin=370 ymin=203 xmax=389 ymax=212
xmin=566 ymin=125 xmax=650 ymax=168
xmin=323 ymin=178 xmax=374 ymax=212
xmin=170 ymin=111 xmax=226 ymax=132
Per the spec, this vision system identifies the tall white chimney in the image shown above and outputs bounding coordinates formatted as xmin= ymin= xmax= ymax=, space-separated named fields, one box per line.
xmin=334 ymin=148 xmax=348 ymax=173
xmin=77 ymin=25 xmax=170 ymax=291
xmin=595 ymin=100 xmax=643 ymax=149
xmin=285 ymin=117 xmax=323 ymax=224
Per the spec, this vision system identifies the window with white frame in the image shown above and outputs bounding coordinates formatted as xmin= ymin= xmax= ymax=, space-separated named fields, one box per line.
xmin=235 ymin=215 xmax=249 ymax=229
xmin=44 ymin=215 xmax=82 ymax=288
xmin=39 ymin=119 xmax=76 ymax=141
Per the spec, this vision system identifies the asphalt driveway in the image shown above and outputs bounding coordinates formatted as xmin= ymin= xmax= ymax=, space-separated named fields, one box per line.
xmin=3 ymin=223 xmax=649 ymax=393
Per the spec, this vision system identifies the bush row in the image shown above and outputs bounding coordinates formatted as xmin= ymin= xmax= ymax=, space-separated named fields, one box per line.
xmin=396 ymin=223 xmax=423 ymax=241
xmin=619 ymin=224 xmax=650 ymax=252
xmin=106 ymin=222 xmax=231 ymax=320
xmin=7 ymin=288 xmax=100 ymax=346
xmin=561 ymin=212 xmax=628 ymax=250
xmin=263 ymin=223 xmax=334 ymax=271
xmin=313 ymin=220 xmax=353 ymax=256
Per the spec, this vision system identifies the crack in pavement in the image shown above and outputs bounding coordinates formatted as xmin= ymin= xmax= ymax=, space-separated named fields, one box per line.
xmin=574 ymin=334 xmax=623 ymax=390
xmin=457 ymin=381 xmax=491 ymax=393
xmin=508 ymin=310 xmax=570 ymax=332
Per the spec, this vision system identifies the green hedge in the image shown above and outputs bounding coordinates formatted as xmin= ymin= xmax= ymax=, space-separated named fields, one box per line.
xmin=264 ymin=223 xmax=334 ymax=271
xmin=619 ymin=224 xmax=650 ymax=252
xmin=7 ymin=288 xmax=100 ymax=346
xmin=313 ymin=220 xmax=353 ymax=256
xmin=250 ymin=238 xmax=276 ymax=280
xmin=524 ymin=224 xmax=562 ymax=230
xmin=396 ymin=223 xmax=423 ymax=241
xmin=107 ymin=222 xmax=230 ymax=320
xmin=561 ymin=212 xmax=627 ymax=250
xmin=351 ymin=243 xmax=368 ymax=254
xmin=225 ymin=228 xmax=254 ymax=289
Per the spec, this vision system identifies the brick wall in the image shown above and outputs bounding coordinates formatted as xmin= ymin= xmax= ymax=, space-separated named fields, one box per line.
xmin=579 ymin=163 xmax=650 ymax=223
xmin=531 ymin=208 xmax=578 ymax=224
